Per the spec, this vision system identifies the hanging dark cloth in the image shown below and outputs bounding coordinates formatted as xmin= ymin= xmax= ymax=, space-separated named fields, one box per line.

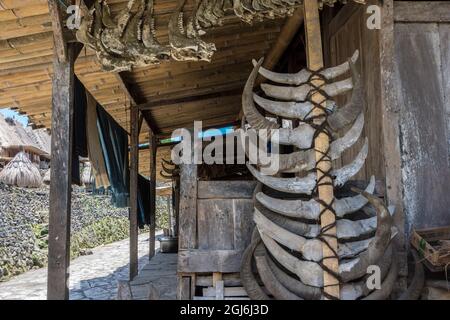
xmin=96 ymin=104 xmax=130 ymax=207
xmin=72 ymin=76 xmax=88 ymax=185
xmin=137 ymin=174 xmax=151 ymax=228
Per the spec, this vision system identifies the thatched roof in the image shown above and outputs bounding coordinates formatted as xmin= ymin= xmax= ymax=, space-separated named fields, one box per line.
xmin=81 ymin=162 xmax=94 ymax=186
xmin=43 ymin=169 xmax=51 ymax=184
xmin=26 ymin=127 xmax=51 ymax=155
xmin=0 ymin=152 xmax=42 ymax=188
xmin=0 ymin=114 xmax=50 ymax=157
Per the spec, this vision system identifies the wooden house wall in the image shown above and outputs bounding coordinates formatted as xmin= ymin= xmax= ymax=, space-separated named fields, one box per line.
xmin=323 ymin=1 xmax=385 ymax=182
xmin=393 ymin=2 xmax=450 ymax=234
xmin=178 ymin=179 xmax=256 ymax=273
xmin=323 ymin=1 xmax=450 ymax=238
xmin=177 ymin=161 xmax=256 ymax=298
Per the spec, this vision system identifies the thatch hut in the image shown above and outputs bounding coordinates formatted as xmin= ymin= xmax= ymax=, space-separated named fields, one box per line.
xmin=43 ymin=169 xmax=51 ymax=185
xmin=0 ymin=114 xmax=50 ymax=169
xmin=81 ymin=162 xmax=95 ymax=188
xmin=0 ymin=152 xmax=43 ymax=188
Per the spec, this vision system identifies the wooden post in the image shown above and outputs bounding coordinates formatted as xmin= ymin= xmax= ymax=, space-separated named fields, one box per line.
xmin=47 ymin=44 xmax=75 ymax=300
xmin=129 ymin=105 xmax=139 ymax=280
xmin=303 ymin=0 xmax=339 ymax=299
xmin=177 ymin=139 xmax=198 ymax=299
xmin=174 ymin=179 xmax=180 ymax=237
xmin=149 ymin=131 xmax=157 ymax=259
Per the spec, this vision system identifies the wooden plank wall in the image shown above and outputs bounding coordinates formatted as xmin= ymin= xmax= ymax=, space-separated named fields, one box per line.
xmin=323 ymin=1 xmax=385 ymax=182
xmin=323 ymin=0 xmax=450 ymax=240
xmin=177 ymin=178 xmax=255 ymax=300
xmin=393 ymin=2 xmax=450 ymax=235
xmin=178 ymin=181 xmax=256 ymax=272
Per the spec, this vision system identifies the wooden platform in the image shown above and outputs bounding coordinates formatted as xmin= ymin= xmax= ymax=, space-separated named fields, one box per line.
xmin=128 ymin=252 xmax=178 ymax=300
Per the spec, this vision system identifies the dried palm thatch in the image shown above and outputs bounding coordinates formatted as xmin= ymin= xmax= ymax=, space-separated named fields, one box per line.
xmin=81 ymin=162 xmax=95 ymax=186
xmin=43 ymin=169 xmax=51 ymax=185
xmin=0 ymin=152 xmax=42 ymax=188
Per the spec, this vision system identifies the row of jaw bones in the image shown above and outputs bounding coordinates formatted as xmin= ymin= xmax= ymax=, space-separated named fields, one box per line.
xmin=193 ymin=0 xmax=364 ymax=27
xmin=160 ymin=159 xmax=179 ymax=179
xmin=239 ymin=50 xmax=400 ymax=300
xmin=76 ymin=0 xmax=364 ymax=71
xmin=76 ymin=0 xmax=216 ymax=71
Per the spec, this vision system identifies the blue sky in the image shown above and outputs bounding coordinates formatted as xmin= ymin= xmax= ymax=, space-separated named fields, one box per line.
xmin=0 ymin=108 xmax=29 ymax=127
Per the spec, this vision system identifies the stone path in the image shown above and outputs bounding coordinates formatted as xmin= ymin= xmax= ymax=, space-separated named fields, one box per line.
xmin=0 ymin=233 xmax=158 ymax=300
xmin=129 ymin=253 xmax=177 ymax=300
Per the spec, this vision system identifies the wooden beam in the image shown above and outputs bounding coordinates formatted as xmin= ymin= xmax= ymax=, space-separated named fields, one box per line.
xmin=47 ymin=43 xmax=75 ymax=300
xmin=380 ymin=0 xmax=406 ymax=251
xmin=138 ymin=88 xmax=243 ymax=111
xmin=115 ymin=71 xmax=159 ymax=134
xmin=138 ymin=114 xmax=144 ymax=133
xmin=237 ymin=8 xmax=304 ymax=120
xmin=115 ymin=72 xmax=138 ymax=107
xmin=47 ymin=0 xmax=68 ymax=62
xmin=149 ymin=130 xmax=157 ymax=259
xmin=303 ymin=0 xmax=339 ymax=300
xmin=129 ymin=105 xmax=139 ymax=280
xmin=394 ymin=1 xmax=450 ymax=22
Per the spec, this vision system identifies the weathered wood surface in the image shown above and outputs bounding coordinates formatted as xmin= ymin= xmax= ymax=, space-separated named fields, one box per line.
xmin=178 ymin=163 xmax=198 ymax=250
xmin=422 ymin=287 xmax=450 ymax=300
xmin=177 ymin=276 xmax=192 ymax=300
xmin=304 ymin=0 xmax=339 ymax=299
xmin=196 ymin=273 xmax=242 ymax=287
xmin=197 ymin=181 xmax=256 ymax=199
xmin=197 ymin=199 xmax=254 ymax=250
xmin=178 ymin=250 xmax=243 ymax=273
xmin=129 ymin=105 xmax=139 ymax=280
xmin=47 ymin=43 xmax=75 ymax=300
xmin=149 ymin=131 xmax=157 ymax=259
xmin=394 ymin=1 xmax=450 ymax=22
xmin=198 ymin=199 xmax=235 ymax=250
xmin=394 ymin=22 xmax=450 ymax=234
xmin=203 ymin=286 xmax=248 ymax=298
xmin=324 ymin=0 xmax=385 ymax=183
xmin=47 ymin=0 xmax=67 ymax=62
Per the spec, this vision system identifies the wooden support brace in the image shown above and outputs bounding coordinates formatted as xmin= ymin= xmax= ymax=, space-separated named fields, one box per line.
xmin=303 ymin=0 xmax=339 ymax=299
xmin=255 ymin=8 xmax=305 ymax=87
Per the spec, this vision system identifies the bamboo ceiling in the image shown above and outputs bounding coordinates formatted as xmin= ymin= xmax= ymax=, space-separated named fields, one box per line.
xmin=0 ymin=0 xmax=285 ymax=178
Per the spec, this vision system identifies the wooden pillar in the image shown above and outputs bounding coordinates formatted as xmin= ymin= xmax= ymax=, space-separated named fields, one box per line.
xmin=177 ymin=147 xmax=198 ymax=299
xmin=47 ymin=44 xmax=76 ymax=300
xmin=303 ymin=0 xmax=339 ymax=299
xmin=129 ymin=106 xmax=139 ymax=280
xmin=174 ymin=179 xmax=180 ymax=237
xmin=379 ymin=0 xmax=407 ymax=294
xmin=149 ymin=131 xmax=157 ymax=259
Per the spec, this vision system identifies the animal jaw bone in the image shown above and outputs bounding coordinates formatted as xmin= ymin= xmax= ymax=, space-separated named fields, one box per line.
xmin=76 ymin=1 xmax=364 ymax=70
xmin=256 ymin=175 xmax=376 ymax=220
xmin=246 ymin=142 xmax=367 ymax=194
xmin=169 ymin=0 xmax=217 ymax=62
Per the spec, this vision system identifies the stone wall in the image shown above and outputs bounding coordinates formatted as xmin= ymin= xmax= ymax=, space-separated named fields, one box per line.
xmin=0 ymin=183 xmax=129 ymax=281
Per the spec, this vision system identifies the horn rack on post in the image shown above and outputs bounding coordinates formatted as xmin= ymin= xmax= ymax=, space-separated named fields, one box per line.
xmin=239 ymin=0 xmax=399 ymax=300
